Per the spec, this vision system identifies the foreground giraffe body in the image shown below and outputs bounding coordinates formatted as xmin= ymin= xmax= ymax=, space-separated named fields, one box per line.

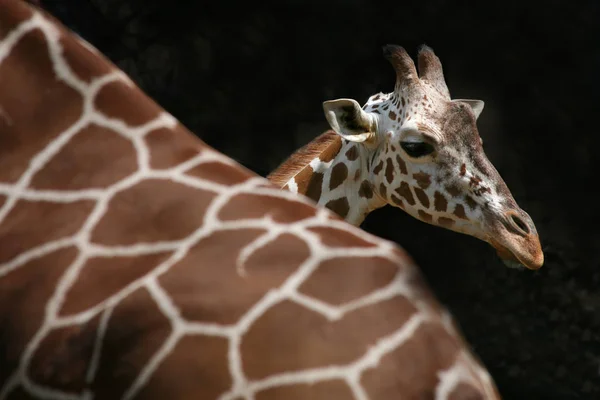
xmin=269 ymin=45 xmax=543 ymax=271
xmin=0 ymin=1 xmax=501 ymax=399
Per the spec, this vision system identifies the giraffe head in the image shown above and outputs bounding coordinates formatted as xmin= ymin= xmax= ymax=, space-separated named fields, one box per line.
xmin=322 ymin=44 xmax=543 ymax=270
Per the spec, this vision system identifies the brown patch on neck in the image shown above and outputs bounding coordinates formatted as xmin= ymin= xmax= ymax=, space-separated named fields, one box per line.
xmin=267 ymin=130 xmax=342 ymax=187
xmin=294 ymin=168 xmax=324 ymax=202
xmin=345 ymin=146 xmax=359 ymax=161
xmin=325 ymin=197 xmax=350 ymax=219
xmin=373 ymin=160 xmax=384 ymax=175
xmin=359 ymin=180 xmax=373 ymax=199
xmin=329 ymin=163 xmax=348 ymax=191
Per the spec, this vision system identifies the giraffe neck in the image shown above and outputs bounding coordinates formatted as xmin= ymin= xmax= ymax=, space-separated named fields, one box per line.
xmin=269 ymin=131 xmax=387 ymax=225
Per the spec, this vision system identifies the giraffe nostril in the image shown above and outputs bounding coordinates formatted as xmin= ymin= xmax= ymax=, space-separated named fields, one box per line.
xmin=509 ymin=213 xmax=530 ymax=235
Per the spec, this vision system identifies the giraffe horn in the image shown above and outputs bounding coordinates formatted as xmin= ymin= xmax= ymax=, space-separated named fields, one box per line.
xmin=382 ymin=44 xmax=418 ymax=88
xmin=417 ymin=44 xmax=451 ymax=99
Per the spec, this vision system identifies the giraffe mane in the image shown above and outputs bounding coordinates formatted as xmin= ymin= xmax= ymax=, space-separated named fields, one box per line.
xmin=267 ymin=130 xmax=340 ymax=187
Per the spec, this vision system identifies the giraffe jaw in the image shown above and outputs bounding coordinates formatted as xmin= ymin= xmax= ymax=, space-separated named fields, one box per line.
xmin=491 ymin=239 xmax=544 ymax=271
xmin=501 ymin=258 xmax=526 ymax=270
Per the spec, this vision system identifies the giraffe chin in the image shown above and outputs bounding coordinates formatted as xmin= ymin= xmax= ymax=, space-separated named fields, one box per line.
xmin=501 ymin=258 xmax=526 ymax=270
xmin=491 ymin=241 xmax=543 ymax=271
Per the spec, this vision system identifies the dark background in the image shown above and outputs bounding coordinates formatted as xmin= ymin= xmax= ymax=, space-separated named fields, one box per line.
xmin=38 ymin=0 xmax=598 ymax=398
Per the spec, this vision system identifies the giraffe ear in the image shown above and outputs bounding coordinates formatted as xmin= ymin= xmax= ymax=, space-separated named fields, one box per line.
xmin=453 ymin=99 xmax=484 ymax=119
xmin=323 ymin=98 xmax=376 ymax=143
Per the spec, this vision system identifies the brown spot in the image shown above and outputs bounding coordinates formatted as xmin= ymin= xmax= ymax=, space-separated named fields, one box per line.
xmin=374 ymin=94 xmax=381 ymax=100
xmin=474 ymin=186 xmax=492 ymax=196
xmin=453 ymin=204 xmax=467 ymax=219
xmin=390 ymin=144 xmax=396 ymax=152
xmin=145 ymin=127 xmax=203 ymax=169
xmin=391 ymin=195 xmax=404 ymax=208
xmin=460 ymin=163 xmax=467 ymax=176
xmin=91 ymin=180 xmax=215 ymax=245
xmin=345 ymin=146 xmax=359 ymax=161
xmin=388 ymin=110 xmax=397 ymax=120
xmin=325 ymin=197 xmax=350 ymax=219
xmin=359 ymin=180 xmax=373 ymax=199
xmin=401 ymin=97 xmax=406 ymax=106
xmin=469 ymin=176 xmax=482 ymax=187
xmin=448 ymin=383 xmax=485 ymax=400
xmin=0 ymin=199 xmax=94 ymax=264
xmin=353 ymin=169 xmax=361 ymax=181
xmin=219 ymin=193 xmax=316 ymax=224
xmin=308 ymin=227 xmax=376 ymax=249
xmin=465 ymin=195 xmax=478 ymax=210
xmin=445 ymin=183 xmax=461 ymax=197
xmin=61 ymin=252 xmax=172 ymax=315
xmin=299 ymin=256 xmax=397 ymax=305
xmin=434 ymin=191 xmax=448 ymax=212
xmin=329 ymin=163 xmax=348 ymax=190
xmin=361 ymin=322 xmax=462 ymax=399
xmin=379 ymin=183 xmax=388 ymax=200
xmin=0 ymin=247 xmax=77 ymax=389
xmin=30 ymin=313 xmax=101 ymax=392
xmin=418 ymin=210 xmax=433 ymax=223
xmin=385 ymin=158 xmax=394 ymax=183
xmin=29 ymin=124 xmax=138 ymax=190
xmin=60 ymin=34 xmax=112 ymax=83
xmin=372 ymin=109 xmax=381 ymax=114
xmin=0 ymin=30 xmax=84 ymax=184
xmin=413 ymin=187 xmax=430 ymax=209
xmin=295 ymin=167 xmax=324 ymax=202
xmin=413 ymin=171 xmax=431 ymax=189
xmin=256 ymin=380 xmax=353 ymax=400
xmin=91 ymin=288 xmax=172 ymax=398
xmin=160 ymin=231 xmax=308 ymax=324
xmin=395 ymin=155 xmax=408 ymax=175
xmin=395 ymin=182 xmax=415 ymax=206
xmin=0 ymin=2 xmax=33 ymax=40
xmin=137 ymin=335 xmax=231 ymax=399
xmin=423 ymin=94 xmax=428 ymax=101
xmin=373 ymin=160 xmax=384 ymax=175
xmin=242 ymin=296 xmax=417 ymax=379
xmin=95 ymin=80 xmax=161 ymax=127
xmin=186 ymin=161 xmax=251 ymax=186
xmin=438 ymin=217 xmax=455 ymax=228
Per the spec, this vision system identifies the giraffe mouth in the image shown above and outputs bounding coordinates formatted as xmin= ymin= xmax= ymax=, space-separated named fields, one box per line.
xmin=489 ymin=239 xmax=544 ymax=271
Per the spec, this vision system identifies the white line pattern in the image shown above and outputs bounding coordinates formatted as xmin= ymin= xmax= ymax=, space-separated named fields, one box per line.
xmin=0 ymin=4 xmax=498 ymax=400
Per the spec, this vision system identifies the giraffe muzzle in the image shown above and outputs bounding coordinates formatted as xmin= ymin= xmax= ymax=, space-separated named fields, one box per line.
xmin=488 ymin=210 xmax=544 ymax=270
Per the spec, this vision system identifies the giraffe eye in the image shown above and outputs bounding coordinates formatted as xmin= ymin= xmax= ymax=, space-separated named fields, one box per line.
xmin=400 ymin=141 xmax=435 ymax=158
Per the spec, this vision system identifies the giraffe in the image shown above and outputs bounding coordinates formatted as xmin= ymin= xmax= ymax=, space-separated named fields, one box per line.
xmin=0 ymin=1 xmax=502 ymax=399
xmin=268 ymin=45 xmax=544 ymax=271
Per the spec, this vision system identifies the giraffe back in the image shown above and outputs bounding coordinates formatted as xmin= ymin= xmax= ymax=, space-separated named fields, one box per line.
xmin=0 ymin=1 xmax=500 ymax=399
